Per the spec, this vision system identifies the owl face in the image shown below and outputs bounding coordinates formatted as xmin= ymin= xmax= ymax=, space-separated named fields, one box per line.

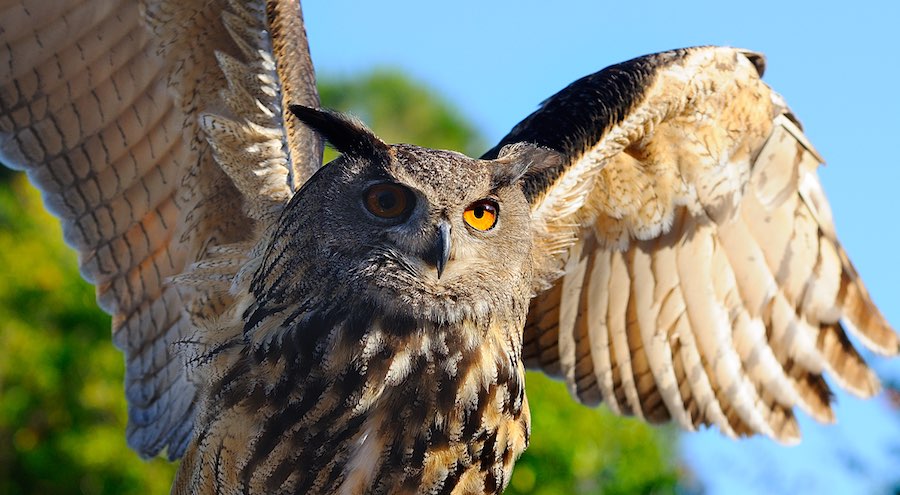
xmin=284 ymin=107 xmax=540 ymax=324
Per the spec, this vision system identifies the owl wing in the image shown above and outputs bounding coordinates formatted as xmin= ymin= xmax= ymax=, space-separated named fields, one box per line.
xmin=0 ymin=0 xmax=320 ymax=458
xmin=484 ymin=46 xmax=897 ymax=442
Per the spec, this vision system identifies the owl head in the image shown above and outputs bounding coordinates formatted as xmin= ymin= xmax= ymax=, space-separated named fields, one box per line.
xmin=273 ymin=106 xmax=556 ymax=324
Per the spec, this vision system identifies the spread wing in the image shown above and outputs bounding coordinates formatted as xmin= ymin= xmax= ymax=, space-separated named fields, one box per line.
xmin=485 ymin=47 xmax=898 ymax=443
xmin=0 ymin=0 xmax=321 ymax=458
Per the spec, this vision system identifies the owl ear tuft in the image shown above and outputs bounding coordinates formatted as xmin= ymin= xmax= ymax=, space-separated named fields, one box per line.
xmin=289 ymin=105 xmax=389 ymax=159
xmin=491 ymin=142 xmax=564 ymax=189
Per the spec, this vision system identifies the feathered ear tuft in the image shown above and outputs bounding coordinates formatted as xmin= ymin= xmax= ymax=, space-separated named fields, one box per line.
xmin=490 ymin=142 xmax=564 ymax=189
xmin=289 ymin=105 xmax=389 ymax=159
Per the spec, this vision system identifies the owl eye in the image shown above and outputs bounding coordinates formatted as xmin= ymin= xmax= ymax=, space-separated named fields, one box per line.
xmin=463 ymin=199 xmax=499 ymax=231
xmin=364 ymin=183 xmax=414 ymax=220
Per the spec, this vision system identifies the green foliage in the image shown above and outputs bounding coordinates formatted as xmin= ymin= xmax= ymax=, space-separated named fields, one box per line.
xmin=0 ymin=69 xmax=679 ymax=494
xmin=319 ymin=70 xmax=486 ymax=158
xmin=508 ymin=373 xmax=679 ymax=495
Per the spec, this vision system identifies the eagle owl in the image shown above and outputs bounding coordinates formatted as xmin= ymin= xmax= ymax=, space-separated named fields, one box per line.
xmin=0 ymin=1 xmax=896 ymax=494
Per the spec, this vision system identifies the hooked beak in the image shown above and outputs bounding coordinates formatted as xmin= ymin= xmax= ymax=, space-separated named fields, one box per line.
xmin=426 ymin=221 xmax=452 ymax=279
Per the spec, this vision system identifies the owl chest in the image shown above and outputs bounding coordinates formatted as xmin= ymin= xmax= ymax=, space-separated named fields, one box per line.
xmin=179 ymin=315 xmax=531 ymax=494
xmin=334 ymin=361 xmax=532 ymax=495
xmin=320 ymin=332 xmax=532 ymax=494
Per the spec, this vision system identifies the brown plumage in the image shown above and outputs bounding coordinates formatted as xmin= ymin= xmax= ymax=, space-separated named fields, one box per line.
xmin=0 ymin=2 xmax=896 ymax=494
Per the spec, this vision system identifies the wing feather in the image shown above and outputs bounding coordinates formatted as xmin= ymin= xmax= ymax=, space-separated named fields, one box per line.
xmin=495 ymin=46 xmax=896 ymax=441
xmin=608 ymin=249 xmax=642 ymax=418
xmin=633 ymin=239 xmax=687 ymax=426
xmin=585 ymin=247 xmax=620 ymax=413
xmin=0 ymin=0 xmax=321 ymax=458
xmin=556 ymin=233 xmax=598 ymax=403
xmin=571 ymin=252 xmax=603 ymax=405
xmin=677 ymin=211 xmax=773 ymax=437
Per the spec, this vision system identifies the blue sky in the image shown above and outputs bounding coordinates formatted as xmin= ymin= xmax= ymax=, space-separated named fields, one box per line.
xmin=304 ymin=2 xmax=900 ymax=493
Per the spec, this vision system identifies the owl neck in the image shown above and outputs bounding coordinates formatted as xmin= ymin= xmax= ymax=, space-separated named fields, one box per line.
xmin=180 ymin=302 xmax=531 ymax=494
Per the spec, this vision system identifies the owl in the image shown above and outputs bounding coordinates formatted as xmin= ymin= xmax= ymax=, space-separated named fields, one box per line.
xmin=0 ymin=1 xmax=896 ymax=494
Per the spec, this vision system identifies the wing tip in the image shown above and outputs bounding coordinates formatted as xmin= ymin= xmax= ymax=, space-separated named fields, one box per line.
xmin=736 ymin=49 xmax=767 ymax=77
xmin=771 ymin=423 xmax=802 ymax=446
xmin=126 ymin=406 xmax=194 ymax=460
xmin=839 ymin=266 xmax=899 ymax=356
xmin=819 ymin=322 xmax=885 ymax=399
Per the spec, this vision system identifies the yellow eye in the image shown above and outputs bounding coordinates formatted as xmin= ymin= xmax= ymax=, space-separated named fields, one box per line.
xmin=364 ymin=183 xmax=413 ymax=219
xmin=463 ymin=199 xmax=499 ymax=231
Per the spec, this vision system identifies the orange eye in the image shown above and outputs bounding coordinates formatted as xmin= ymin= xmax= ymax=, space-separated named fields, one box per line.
xmin=364 ymin=183 xmax=413 ymax=219
xmin=463 ymin=199 xmax=499 ymax=231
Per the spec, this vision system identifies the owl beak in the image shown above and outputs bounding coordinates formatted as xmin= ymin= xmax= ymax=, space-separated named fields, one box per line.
xmin=427 ymin=221 xmax=452 ymax=279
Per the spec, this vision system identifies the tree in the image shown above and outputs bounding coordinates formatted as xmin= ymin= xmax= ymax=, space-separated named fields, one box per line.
xmin=0 ymin=70 xmax=679 ymax=494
